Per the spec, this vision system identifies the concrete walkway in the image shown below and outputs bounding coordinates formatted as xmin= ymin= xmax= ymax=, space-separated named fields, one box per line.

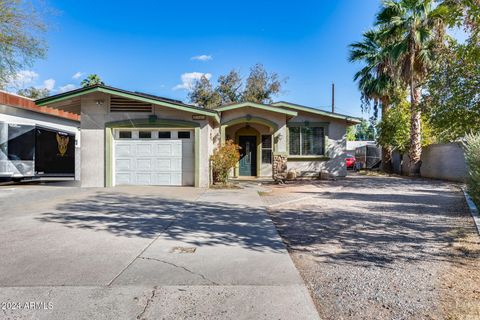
xmin=0 ymin=184 xmax=318 ymax=319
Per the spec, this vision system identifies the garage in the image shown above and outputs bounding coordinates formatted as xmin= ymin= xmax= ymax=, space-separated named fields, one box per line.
xmin=113 ymin=129 xmax=194 ymax=186
xmin=34 ymin=85 xmax=220 ymax=187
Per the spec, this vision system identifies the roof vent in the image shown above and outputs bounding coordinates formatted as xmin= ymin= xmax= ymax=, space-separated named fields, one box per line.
xmin=110 ymin=95 xmax=152 ymax=113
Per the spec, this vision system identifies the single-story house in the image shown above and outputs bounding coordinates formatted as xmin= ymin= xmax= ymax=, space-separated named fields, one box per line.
xmin=35 ymin=85 xmax=360 ymax=187
xmin=0 ymin=90 xmax=80 ymax=180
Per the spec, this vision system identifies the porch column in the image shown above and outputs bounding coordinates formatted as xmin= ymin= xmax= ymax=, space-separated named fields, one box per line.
xmin=220 ymin=125 xmax=227 ymax=145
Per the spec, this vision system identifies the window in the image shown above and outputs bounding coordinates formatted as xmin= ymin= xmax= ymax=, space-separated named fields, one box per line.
xmin=7 ymin=124 xmax=35 ymax=160
xmin=119 ymin=131 xmax=132 ymax=139
xmin=158 ymin=131 xmax=171 ymax=139
xmin=139 ymin=131 xmax=152 ymax=139
xmin=178 ymin=131 xmax=190 ymax=139
xmin=261 ymin=135 xmax=272 ymax=164
xmin=289 ymin=126 xmax=325 ymax=156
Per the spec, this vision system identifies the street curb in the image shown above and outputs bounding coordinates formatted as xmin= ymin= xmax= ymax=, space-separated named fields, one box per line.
xmin=462 ymin=188 xmax=480 ymax=235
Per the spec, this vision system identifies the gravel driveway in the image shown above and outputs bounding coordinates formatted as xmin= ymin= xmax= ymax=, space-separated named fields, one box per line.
xmin=264 ymin=174 xmax=480 ymax=320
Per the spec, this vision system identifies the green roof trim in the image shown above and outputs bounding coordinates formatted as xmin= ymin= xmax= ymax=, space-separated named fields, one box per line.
xmin=271 ymin=101 xmax=361 ymax=123
xmin=35 ymin=85 xmax=220 ymax=122
xmin=215 ymin=102 xmax=297 ymax=116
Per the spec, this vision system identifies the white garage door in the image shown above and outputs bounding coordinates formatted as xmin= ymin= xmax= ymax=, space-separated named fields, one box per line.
xmin=113 ymin=129 xmax=194 ymax=186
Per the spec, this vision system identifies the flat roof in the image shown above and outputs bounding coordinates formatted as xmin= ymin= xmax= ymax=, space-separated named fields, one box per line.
xmin=0 ymin=90 xmax=80 ymax=121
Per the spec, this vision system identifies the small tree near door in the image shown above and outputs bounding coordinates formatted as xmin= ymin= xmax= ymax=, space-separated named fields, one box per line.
xmin=210 ymin=140 xmax=240 ymax=184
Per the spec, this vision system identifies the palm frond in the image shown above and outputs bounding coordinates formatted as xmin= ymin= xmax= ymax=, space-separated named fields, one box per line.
xmin=376 ymin=0 xmax=404 ymax=26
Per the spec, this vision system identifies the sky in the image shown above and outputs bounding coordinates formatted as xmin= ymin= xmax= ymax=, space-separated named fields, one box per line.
xmin=13 ymin=0 xmax=386 ymax=118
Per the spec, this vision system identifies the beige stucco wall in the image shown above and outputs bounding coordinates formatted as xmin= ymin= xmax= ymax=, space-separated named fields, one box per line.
xmin=218 ymin=107 xmax=352 ymax=178
xmin=80 ymin=93 xmax=107 ymax=187
xmin=286 ymin=111 xmax=349 ymax=177
xmin=79 ymin=98 xmax=352 ymax=186
xmin=220 ymin=107 xmax=288 ymax=153
xmin=80 ymin=92 xmax=212 ymax=187
xmin=391 ymin=143 xmax=467 ymax=182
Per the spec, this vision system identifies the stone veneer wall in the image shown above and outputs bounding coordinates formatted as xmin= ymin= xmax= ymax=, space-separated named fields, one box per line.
xmin=272 ymin=154 xmax=288 ymax=181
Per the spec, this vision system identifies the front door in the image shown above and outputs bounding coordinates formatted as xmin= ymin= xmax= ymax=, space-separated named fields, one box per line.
xmin=239 ymin=136 xmax=257 ymax=176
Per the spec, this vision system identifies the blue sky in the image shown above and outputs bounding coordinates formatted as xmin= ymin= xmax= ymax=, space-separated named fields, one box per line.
xmin=22 ymin=0 xmax=384 ymax=118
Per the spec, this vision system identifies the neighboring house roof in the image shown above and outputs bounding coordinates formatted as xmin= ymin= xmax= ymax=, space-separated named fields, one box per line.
xmin=35 ymin=85 xmax=220 ymax=122
xmin=215 ymin=102 xmax=298 ymax=116
xmin=0 ymin=90 xmax=80 ymax=121
xmin=271 ymin=101 xmax=362 ymax=124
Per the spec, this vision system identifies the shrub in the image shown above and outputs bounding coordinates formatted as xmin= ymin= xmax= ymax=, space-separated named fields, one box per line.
xmin=464 ymin=132 xmax=480 ymax=205
xmin=210 ymin=140 xmax=240 ymax=184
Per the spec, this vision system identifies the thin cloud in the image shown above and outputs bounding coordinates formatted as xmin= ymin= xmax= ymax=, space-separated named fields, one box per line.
xmin=58 ymin=84 xmax=77 ymax=93
xmin=191 ymin=55 xmax=213 ymax=61
xmin=173 ymin=72 xmax=211 ymax=91
xmin=42 ymin=79 xmax=56 ymax=91
xmin=72 ymin=72 xmax=83 ymax=80
xmin=6 ymin=70 xmax=39 ymax=89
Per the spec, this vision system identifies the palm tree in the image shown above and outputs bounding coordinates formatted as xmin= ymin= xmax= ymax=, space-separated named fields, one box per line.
xmin=349 ymin=29 xmax=396 ymax=172
xmin=81 ymin=74 xmax=104 ymax=88
xmin=376 ymin=0 xmax=448 ymax=175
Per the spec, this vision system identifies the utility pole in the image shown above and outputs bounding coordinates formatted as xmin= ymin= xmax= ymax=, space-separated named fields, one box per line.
xmin=331 ymin=82 xmax=335 ymax=113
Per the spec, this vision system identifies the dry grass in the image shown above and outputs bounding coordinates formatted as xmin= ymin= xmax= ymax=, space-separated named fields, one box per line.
xmin=441 ymin=228 xmax=480 ymax=320
xmin=257 ymin=191 xmax=272 ymax=197
xmin=209 ymin=183 xmax=242 ymax=189
xmin=356 ymin=169 xmax=385 ymax=176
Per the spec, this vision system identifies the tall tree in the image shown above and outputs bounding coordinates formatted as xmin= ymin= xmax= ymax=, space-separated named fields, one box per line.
xmin=346 ymin=126 xmax=357 ymax=141
xmin=215 ymin=70 xmax=242 ymax=104
xmin=378 ymin=97 xmax=436 ymax=167
xmin=424 ymin=42 xmax=480 ymax=141
xmin=187 ymin=75 xmax=221 ymax=109
xmin=188 ymin=64 xmax=286 ymax=107
xmin=242 ymin=64 xmax=284 ymax=104
xmin=349 ymin=29 xmax=397 ymax=172
xmin=354 ymin=119 xmax=377 ymax=141
xmin=0 ymin=0 xmax=47 ymax=87
xmin=422 ymin=0 xmax=480 ymax=141
xmin=81 ymin=74 xmax=104 ymax=87
xmin=376 ymin=0 xmax=448 ymax=175
xmin=16 ymin=86 xmax=49 ymax=99
xmin=443 ymin=0 xmax=479 ymax=42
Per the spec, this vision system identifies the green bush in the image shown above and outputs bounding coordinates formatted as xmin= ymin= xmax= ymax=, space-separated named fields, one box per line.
xmin=464 ymin=133 xmax=480 ymax=205
xmin=210 ymin=140 xmax=240 ymax=184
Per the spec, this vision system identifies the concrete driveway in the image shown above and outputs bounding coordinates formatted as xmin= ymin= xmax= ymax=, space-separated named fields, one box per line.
xmin=0 ymin=183 xmax=318 ymax=319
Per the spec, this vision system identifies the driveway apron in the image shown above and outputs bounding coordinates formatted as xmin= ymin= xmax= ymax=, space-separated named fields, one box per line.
xmin=0 ymin=185 xmax=319 ymax=320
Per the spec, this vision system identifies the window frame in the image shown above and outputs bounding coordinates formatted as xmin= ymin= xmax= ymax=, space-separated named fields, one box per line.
xmin=261 ymin=134 xmax=273 ymax=164
xmin=287 ymin=122 xmax=328 ymax=157
xmin=178 ymin=131 xmax=191 ymax=139
xmin=138 ymin=131 xmax=152 ymax=139
xmin=157 ymin=131 xmax=171 ymax=139
xmin=118 ymin=131 xmax=133 ymax=139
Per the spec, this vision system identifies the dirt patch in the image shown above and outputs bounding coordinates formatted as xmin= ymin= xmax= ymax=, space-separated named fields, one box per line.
xmin=267 ymin=175 xmax=480 ymax=320
xmin=209 ymin=183 xmax=242 ymax=189
xmin=440 ymin=228 xmax=480 ymax=320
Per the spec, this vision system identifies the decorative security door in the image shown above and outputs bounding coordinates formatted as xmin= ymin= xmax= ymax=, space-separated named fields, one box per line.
xmin=239 ymin=136 xmax=257 ymax=176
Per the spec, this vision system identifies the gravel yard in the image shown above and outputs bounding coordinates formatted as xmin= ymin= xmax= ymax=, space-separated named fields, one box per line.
xmin=264 ymin=175 xmax=480 ymax=320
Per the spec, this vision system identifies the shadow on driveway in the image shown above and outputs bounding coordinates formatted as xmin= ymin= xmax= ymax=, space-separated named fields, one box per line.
xmin=268 ymin=177 xmax=473 ymax=268
xmin=36 ymin=192 xmax=284 ymax=252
